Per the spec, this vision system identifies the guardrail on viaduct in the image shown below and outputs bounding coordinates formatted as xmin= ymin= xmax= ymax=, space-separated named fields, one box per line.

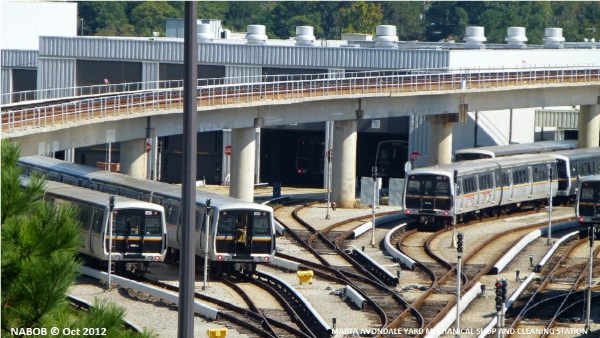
xmin=2 ymin=66 xmax=599 ymax=136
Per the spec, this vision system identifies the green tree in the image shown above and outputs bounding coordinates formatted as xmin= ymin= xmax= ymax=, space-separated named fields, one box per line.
xmin=382 ymin=2 xmax=427 ymax=41
xmin=130 ymin=1 xmax=181 ymax=37
xmin=1 ymin=140 xmax=153 ymax=337
xmin=78 ymin=2 xmax=130 ymax=36
xmin=339 ymin=1 xmax=383 ymax=35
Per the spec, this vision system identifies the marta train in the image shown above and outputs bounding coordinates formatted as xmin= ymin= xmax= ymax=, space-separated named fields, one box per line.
xmin=403 ymin=147 xmax=600 ymax=227
xmin=20 ymin=176 xmax=167 ymax=275
xmin=454 ymin=140 xmax=578 ymax=162
xmin=18 ymin=155 xmax=276 ymax=276
xmin=576 ymin=175 xmax=600 ymax=225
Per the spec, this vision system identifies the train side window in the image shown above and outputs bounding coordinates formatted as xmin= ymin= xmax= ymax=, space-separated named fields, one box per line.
xmin=513 ymin=168 xmax=527 ymax=185
xmin=595 ymin=158 xmax=600 ymax=174
xmin=571 ymin=161 xmax=579 ymax=177
xmin=92 ymin=209 xmax=104 ymax=234
xmin=478 ymin=173 xmax=492 ymax=190
xmin=532 ymin=164 xmax=548 ymax=182
xmin=502 ymin=170 xmax=511 ymax=187
xmin=78 ymin=205 xmax=94 ymax=230
xmin=463 ymin=176 xmax=476 ymax=194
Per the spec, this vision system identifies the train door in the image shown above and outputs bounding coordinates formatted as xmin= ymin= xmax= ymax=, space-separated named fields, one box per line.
xmin=78 ymin=205 xmax=94 ymax=254
xmin=500 ymin=169 xmax=512 ymax=205
xmin=91 ymin=208 xmax=105 ymax=256
xmin=113 ymin=212 xmax=144 ymax=255
xmin=196 ymin=208 xmax=206 ymax=256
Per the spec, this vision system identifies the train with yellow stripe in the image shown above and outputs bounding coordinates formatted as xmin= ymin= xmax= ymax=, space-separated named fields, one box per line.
xmin=403 ymin=147 xmax=600 ymax=227
xmin=21 ymin=176 xmax=167 ymax=275
xmin=18 ymin=156 xmax=276 ymax=276
xmin=576 ymin=175 xmax=600 ymax=225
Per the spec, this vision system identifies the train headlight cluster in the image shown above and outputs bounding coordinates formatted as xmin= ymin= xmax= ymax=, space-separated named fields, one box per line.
xmin=264 ymin=256 xmax=270 ymax=262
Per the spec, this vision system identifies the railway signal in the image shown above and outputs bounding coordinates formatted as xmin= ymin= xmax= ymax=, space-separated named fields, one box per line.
xmin=495 ymin=280 xmax=503 ymax=311
xmin=456 ymin=232 xmax=464 ymax=337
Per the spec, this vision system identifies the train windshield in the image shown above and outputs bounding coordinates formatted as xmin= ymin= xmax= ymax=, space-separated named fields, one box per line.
xmin=405 ymin=174 xmax=451 ymax=211
xmin=113 ymin=209 xmax=163 ymax=235
xmin=216 ymin=210 xmax=272 ymax=255
xmin=579 ymin=181 xmax=600 ymax=217
xmin=407 ymin=174 xmax=451 ymax=196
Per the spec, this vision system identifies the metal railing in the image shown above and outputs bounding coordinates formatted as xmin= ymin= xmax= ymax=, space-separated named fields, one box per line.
xmin=2 ymin=65 xmax=599 ymax=135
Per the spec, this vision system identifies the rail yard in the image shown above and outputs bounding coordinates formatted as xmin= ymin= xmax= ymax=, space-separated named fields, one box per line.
xmin=66 ymin=185 xmax=600 ymax=338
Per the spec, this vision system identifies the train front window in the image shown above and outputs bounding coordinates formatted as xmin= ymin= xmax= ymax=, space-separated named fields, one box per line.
xmin=407 ymin=175 xmax=451 ymax=196
xmin=145 ymin=216 xmax=162 ymax=235
xmin=579 ymin=182 xmax=600 ymax=217
xmin=253 ymin=216 xmax=270 ymax=235
xmin=217 ymin=217 xmax=235 ymax=236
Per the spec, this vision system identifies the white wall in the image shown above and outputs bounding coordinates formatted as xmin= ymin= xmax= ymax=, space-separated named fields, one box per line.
xmin=1 ymin=2 xmax=77 ymax=50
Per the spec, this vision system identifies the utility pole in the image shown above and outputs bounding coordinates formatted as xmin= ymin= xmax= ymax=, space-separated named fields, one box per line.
xmin=178 ymin=2 xmax=197 ymax=337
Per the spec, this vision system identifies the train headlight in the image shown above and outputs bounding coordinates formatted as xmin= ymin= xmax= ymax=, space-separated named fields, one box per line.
xmin=155 ymin=256 xmax=161 ymax=261
xmin=111 ymin=253 xmax=122 ymax=261
xmin=405 ymin=209 xmax=411 ymax=215
xmin=444 ymin=211 xmax=449 ymax=216
xmin=580 ymin=217 xmax=585 ymax=222
xmin=264 ymin=256 xmax=270 ymax=262
xmin=217 ymin=255 xmax=223 ymax=261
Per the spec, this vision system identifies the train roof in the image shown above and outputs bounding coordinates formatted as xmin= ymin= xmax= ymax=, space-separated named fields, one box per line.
xmin=22 ymin=176 xmax=164 ymax=211
xmin=19 ymin=155 xmax=273 ymax=212
xmin=548 ymin=147 xmax=600 ymax=160
xmin=454 ymin=140 xmax=578 ymax=157
xmin=408 ymin=153 xmax=557 ymax=176
xmin=580 ymin=174 xmax=600 ymax=184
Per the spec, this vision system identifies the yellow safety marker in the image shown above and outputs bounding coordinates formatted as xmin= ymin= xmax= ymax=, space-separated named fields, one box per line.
xmin=206 ymin=328 xmax=227 ymax=338
xmin=297 ymin=270 xmax=314 ymax=284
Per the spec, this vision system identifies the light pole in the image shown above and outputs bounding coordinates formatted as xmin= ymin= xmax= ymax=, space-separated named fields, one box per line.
xmin=585 ymin=225 xmax=595 ymax=332
xmin=203 ymin=199 xmax=212 ymax=291
xmin=107 ymin=196 xmax=115 ymax=289
xmin=451 ymin=169 xmax=458 ymax=248
xmin=371 ymin=166 xmax=377 ymax=246
xmin=326 ymin=149 xmax=333 ymax=220
xmin=456 ymin=232 xmax=463 ymax=337
xmin=547 ymin=164 xmax=553 ymax=245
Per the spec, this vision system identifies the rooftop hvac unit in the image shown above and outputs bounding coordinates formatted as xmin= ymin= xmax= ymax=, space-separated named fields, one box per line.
xmin=543 ymin=28 xmax=565 ymax=49
xmin=246 ymin=25 xmax=268 ymax=44
xmin=374 ymin=25 xmax=398 ymax=48
xmin=463 ymin=26 xmax=486 ymax=48
xmin=505 ymin=27 xmax=528 ymax=48
xmin=295 ymin=26 xmax=315 ymax=46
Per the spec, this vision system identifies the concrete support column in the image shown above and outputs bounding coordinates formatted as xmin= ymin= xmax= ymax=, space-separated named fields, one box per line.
xmin=427 ymin=114 xmax=455 ymax=166
xmin=120 ymin=139 xmax=147 ymax=179
xmin=578 ymin=102 xmax=600 ymax=148
xmin=229 ymin=127 xmax=255 ymax=202
xmin=332 ymin=119 xmax=357 ymax=208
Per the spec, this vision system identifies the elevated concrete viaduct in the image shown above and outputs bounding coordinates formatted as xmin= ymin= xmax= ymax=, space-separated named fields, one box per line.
xmin=7 ymin=81 xmax=600 ymax=205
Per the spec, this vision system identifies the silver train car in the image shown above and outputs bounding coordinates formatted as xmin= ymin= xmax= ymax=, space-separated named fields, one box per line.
xmin=21 ymin=176 xmax=167 ymax=274
xmin=548 ymin=148 xmax=600 ymax=201
xmin=576 ymin=175 xmax=600 ymax=225
xmin=454 ymin=140 xmax=578 ymax=162
xmin=18 ymin=156 xmax=276 ymax=276
xmin=403 ymin=154 xmax=559 ymax=227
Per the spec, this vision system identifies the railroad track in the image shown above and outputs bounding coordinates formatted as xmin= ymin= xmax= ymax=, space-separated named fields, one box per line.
xmin=274 ymin=200 xmax=424 ymax=335
xmin=506 ymin=238 xmax=600 ymax=337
